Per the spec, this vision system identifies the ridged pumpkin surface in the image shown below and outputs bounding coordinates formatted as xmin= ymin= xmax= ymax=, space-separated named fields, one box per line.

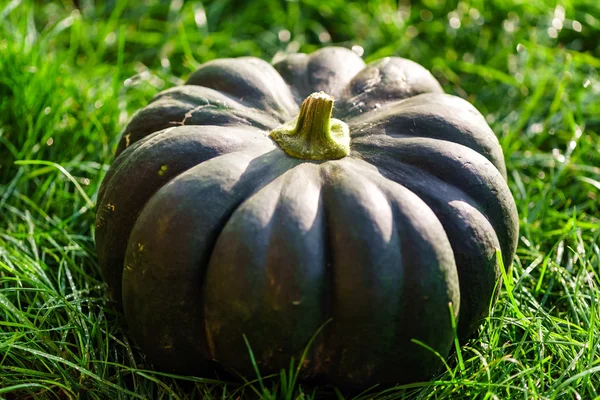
xmin=96 ymin=47 xmax=518 ymax=389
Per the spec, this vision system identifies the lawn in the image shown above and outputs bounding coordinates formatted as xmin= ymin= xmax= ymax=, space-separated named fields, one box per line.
xmin=1 ymin=0 xmax=600 ymax=398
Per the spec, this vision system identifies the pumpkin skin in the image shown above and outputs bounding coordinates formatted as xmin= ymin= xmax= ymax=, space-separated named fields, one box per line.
xmin=95 ymin=47 xmax=518 ymax=389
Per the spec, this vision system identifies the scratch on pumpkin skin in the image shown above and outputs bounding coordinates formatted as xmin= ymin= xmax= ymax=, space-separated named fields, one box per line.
xmin=205 ymin=319 xmax=218 ymax=360
xmin=160 ymin=332 xmax=174 ymax=350
xmin=124 ymin=134 xmax=131 ymax=148
xmin=307 ymin=340 xmax=331 ymax=376
xmin=302 ymin=358 xmax=311 ymax=370
xmin=171 ymin=104 xmax=217 ymax=126
xmin=170 ymin=103 xmax=254 ymax=127
xmin=106 ymin=203 xmax=116 ymax=211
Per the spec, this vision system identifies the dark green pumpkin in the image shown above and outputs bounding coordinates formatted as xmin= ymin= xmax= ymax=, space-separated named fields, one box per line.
xmin=95 ymin=47 xmax=518 ymax=389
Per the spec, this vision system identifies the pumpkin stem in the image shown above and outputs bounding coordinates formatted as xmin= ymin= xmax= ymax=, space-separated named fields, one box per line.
xmin=269 ymin=92 xmax=350 ymax=160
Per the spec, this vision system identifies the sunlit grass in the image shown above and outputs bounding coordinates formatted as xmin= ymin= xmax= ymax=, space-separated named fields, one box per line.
xmin=1 ymin=0 xmax=599 ymax=398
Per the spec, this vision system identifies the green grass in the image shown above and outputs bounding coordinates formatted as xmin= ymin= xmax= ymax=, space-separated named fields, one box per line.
xmin=1 ymin=0 xmax=600 ymax=398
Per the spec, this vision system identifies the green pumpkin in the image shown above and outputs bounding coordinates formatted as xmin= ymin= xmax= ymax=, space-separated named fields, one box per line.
xmin=95 ymin=47 xmax=518 ymax=389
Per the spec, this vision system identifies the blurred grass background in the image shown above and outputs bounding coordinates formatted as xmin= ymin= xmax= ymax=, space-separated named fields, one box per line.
xmin=1 ymin=0 xmax=599 ymax=398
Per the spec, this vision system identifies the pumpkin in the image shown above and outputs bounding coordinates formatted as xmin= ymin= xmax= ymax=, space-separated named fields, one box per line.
xmin=95 ymin=47 xmax=518 ymax=389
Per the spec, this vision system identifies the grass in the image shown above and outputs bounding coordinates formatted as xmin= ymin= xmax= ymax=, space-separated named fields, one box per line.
xmin=1 ymin=0 xmax=599 ymax=398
